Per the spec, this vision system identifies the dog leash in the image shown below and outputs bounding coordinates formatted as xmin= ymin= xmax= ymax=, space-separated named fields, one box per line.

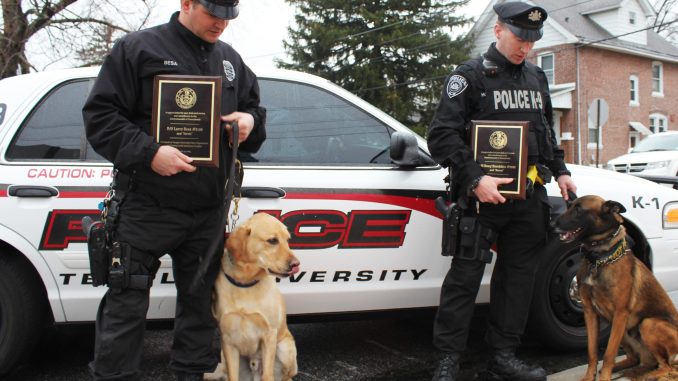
xmin=189 ymin=121 xmax=242 ymax=293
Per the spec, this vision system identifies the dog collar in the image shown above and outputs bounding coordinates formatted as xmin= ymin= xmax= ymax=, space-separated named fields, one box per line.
xmin=588 ymin=225 xmax=623 ymax=247
xmin=222 ymin=270 xmax=259 ymax=288
xmin=584 ymin=238 xmax=628 ymax=275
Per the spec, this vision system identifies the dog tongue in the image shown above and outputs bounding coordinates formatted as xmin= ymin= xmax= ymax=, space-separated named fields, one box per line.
xmin=289 ymin=264 xmax=300 ymax=275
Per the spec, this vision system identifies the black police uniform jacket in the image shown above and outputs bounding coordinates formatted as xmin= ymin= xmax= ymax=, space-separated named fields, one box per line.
xmin=427 ymin=43 xmax=569 ymax=196
xmin=83 ymin=12 xmax=266 ymax=211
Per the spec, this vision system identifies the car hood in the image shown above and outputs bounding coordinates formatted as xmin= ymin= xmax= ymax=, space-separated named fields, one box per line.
xmin=607 ymin=150 xmax=678 ymax=164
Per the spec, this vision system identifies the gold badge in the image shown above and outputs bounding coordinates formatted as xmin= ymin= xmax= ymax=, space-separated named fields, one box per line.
xmin=528 ymin=10 xmax=542 ymax=22
xmin=489 ymin=131 xmax=508 ymax=150
xmin=175 ymin=87 xmax=197 ymax=110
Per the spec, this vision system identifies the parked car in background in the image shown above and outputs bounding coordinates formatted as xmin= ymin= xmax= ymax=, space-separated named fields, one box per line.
xmin=607 ymin=131 xmax=678 ymax=177
xmin=1 ymin=67 xmax=678 ymax=376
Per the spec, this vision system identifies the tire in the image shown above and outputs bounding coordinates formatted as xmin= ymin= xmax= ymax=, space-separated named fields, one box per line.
xmin=527 ymin=240 xmax=610 ymax=351
xmin=0 ymin=254 xmax=50 ymax=376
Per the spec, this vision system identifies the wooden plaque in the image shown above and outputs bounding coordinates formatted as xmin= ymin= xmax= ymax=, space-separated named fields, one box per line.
xmin=470 ymin=120 xmax=529 ymax=200
xmin=151 ymin=75 xmax=222 ymax=167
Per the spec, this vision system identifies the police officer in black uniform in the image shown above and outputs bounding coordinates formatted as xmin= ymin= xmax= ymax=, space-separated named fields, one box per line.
xmin=82 ymin=1 xmax=266 ymax=380
xmin=427 ymin=2 xmax=576 ymax=381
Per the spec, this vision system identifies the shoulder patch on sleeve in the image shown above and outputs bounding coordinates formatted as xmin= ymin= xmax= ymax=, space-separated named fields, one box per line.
xmin=446 ymin=75 xmax=468 ymax=99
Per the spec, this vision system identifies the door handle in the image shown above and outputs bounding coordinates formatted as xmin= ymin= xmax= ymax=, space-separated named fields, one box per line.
xmin=8 ymin=185 xmax=59 ymax=198
xmin=241 ymin=187 xmax=286 ymax=198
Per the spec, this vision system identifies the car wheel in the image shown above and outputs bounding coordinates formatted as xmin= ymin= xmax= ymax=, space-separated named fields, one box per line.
xmin=0 ymin=254 xmax=50 ymax=376
xmin=527 ymin=240 xmax=609 ymax=351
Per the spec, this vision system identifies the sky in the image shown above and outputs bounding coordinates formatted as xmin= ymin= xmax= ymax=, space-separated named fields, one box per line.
xmin=149 ymin=0 xmax=492 ymax=71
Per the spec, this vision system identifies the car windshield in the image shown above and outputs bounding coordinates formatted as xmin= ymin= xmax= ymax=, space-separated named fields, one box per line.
xmin=632 ymin=134 xmax=678 ymax=153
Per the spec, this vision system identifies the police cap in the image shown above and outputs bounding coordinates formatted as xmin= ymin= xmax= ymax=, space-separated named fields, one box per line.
xmin=197 ymin=0 xmax=239 ymax=20
xmin=493 ymin=1 xmax=548 ymax=42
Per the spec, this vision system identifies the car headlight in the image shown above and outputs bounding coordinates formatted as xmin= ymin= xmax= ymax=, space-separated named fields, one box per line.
xmin=605 ymin=163 xmax=615 ymax=171
xmin=646 ymin=160 xmax=671 ymax=170
xmin=663 ymin=201 xmax=678 ymax=229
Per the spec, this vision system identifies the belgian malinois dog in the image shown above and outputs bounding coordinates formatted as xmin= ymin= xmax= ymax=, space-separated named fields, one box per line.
xmin=552 ymin=195 xmax=678 ymax=381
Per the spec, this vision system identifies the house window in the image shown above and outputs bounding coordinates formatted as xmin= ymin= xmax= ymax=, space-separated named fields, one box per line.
xmin=629 ymin=75 xmax=639 ymax=105
xmin=629 ymin=11 xmax=636 ymax=25
xmin=588 ymin=108 xmax=603 ymax=149
xmin=538 ymin=53 xmax=554 ymax=85
xmin=652 ymin=62 xmax=663 ymax=95
xmin=649 ymin=113 xmax=668 ymax=133
xmin=588 ymin=126 xmax=601 ymax=146
xmin=629 ymin=133 xmax=638 ymax=150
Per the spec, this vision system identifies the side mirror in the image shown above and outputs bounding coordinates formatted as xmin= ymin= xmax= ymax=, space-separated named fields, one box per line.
xmin=390 ymin=132 xmax=421 ymax=167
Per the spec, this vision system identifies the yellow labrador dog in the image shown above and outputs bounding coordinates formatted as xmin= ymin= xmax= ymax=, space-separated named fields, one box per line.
xmin=205 ymin=213 xmax=300 ymax=381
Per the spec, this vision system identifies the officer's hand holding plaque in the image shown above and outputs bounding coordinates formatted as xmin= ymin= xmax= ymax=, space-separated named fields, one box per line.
xmin=470 ymin=120 xmax=528 ymax=200
xmin=151 ymin=75 xmax=222 ymax=167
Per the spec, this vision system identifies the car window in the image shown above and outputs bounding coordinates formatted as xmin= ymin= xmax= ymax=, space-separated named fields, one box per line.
xmin=7 ymin=79 xmax=105 ymax=162
xmin=631 ymin=134 xmax=678 ymax=153
xmin=244 ymin=78 xmax=392 ymax=165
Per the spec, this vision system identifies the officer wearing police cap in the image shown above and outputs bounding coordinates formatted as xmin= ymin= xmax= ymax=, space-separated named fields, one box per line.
xmin=83 ymin=0 xmax=266 ymax=380
xmin=427 ymin=1 xmax=576 ymax=380
xmin=197 ymin=0 xmax=240 ymax=20
xmin=494 ymin=1 xmax=548 ymax=42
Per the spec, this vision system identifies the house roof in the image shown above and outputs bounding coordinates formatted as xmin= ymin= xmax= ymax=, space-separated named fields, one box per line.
xmin=471 ymin=0 xmax=678 ymax=62
xmin=576 ymin=0 xmax=653 ymax=16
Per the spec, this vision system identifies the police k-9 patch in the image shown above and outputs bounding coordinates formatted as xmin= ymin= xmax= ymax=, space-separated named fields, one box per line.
xmin=446 ymin=75 xmax=468 ymax=98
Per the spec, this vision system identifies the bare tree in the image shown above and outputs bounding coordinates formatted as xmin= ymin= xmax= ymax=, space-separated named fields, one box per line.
xmin=651 ymin=0 xmax=678 ymax=44
xmin=0 ymin=0 xmax=156 ymax=79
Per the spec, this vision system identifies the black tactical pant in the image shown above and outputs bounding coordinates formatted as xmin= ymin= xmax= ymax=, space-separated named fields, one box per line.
xmin=89 ymin=192 xmax=224 ymax=381
xmin=433 ymin=186 xmax=549 ymax=354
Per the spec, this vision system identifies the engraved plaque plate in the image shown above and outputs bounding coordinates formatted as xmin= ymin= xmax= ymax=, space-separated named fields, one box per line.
xmin=151 ymin=75 xmax=222 ymax=167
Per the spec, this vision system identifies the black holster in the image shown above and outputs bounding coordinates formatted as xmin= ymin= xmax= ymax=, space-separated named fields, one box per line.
xmin=107 ymin=241 xmax=131 ymax=291
xmin=83 ymin=170 xmax=136 ymax=289
xmin=456 ymin=215 xmax=497 ymax=263
xmin=85 ymin=218 xmax=109 ymax=287
xmin=436 ymin=196 xmax=461 ymax=257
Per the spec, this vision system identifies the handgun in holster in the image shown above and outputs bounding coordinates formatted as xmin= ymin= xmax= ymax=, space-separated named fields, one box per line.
xmin=526 ymin=164 xmax=553 ymax=197
xmin=83 ymin=216 xmax=109 ymax=287
xmin=435 ymin=196 xmax=461 ymax=257
xmin=82 ymin=171 xmax=131 ymax=289
xmin=82 ymin=215 xmax=130 ymax=290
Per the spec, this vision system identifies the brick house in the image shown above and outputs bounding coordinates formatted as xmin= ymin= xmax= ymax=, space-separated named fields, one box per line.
xmin=468 ymin=0 xmax=678 ymax=166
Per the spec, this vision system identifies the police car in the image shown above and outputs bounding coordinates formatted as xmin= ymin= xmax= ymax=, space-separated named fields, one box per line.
xmin=1 ymin=67 xmax=678 ymax=375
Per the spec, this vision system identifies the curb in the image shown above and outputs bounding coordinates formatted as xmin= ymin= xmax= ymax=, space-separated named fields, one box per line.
xmin=548 ymin=358 xmax=631 ymax=380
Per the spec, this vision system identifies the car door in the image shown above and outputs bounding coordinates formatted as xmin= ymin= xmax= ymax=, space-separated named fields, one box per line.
xmin=0 ymin=76 xmax=177 ymax=322
xmin=237 ymin=74 xmax=452 ymax=315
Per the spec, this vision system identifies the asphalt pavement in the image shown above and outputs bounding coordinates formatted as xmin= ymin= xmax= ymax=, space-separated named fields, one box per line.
xmin=6 ymin=307 xmax=596 ymax=381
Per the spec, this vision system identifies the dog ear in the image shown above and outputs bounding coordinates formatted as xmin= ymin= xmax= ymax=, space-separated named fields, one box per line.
xmin=226 ymin=225 xmax=252 ymax=260
xmin=602 ymin=200 xmax=626 ymax=215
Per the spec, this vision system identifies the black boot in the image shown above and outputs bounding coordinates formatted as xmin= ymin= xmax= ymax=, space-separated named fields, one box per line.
xmin=475 ymin=349 xmax=546 ymax=381
xmin=175 ymin=371 xmax=204 ymax=381
xmin=431 ymin=352 xmax=460 ymax=381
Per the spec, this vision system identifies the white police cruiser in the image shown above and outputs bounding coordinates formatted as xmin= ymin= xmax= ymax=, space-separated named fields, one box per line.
xmin=1 ymin=67 xmax=678 ymax=375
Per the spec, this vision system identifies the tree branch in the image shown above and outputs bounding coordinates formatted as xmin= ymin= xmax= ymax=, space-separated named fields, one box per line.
xmin=46 ymin=17 xmax=133 ymax=33
xmin=26 ymin=0 xmax=78 ymax=38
